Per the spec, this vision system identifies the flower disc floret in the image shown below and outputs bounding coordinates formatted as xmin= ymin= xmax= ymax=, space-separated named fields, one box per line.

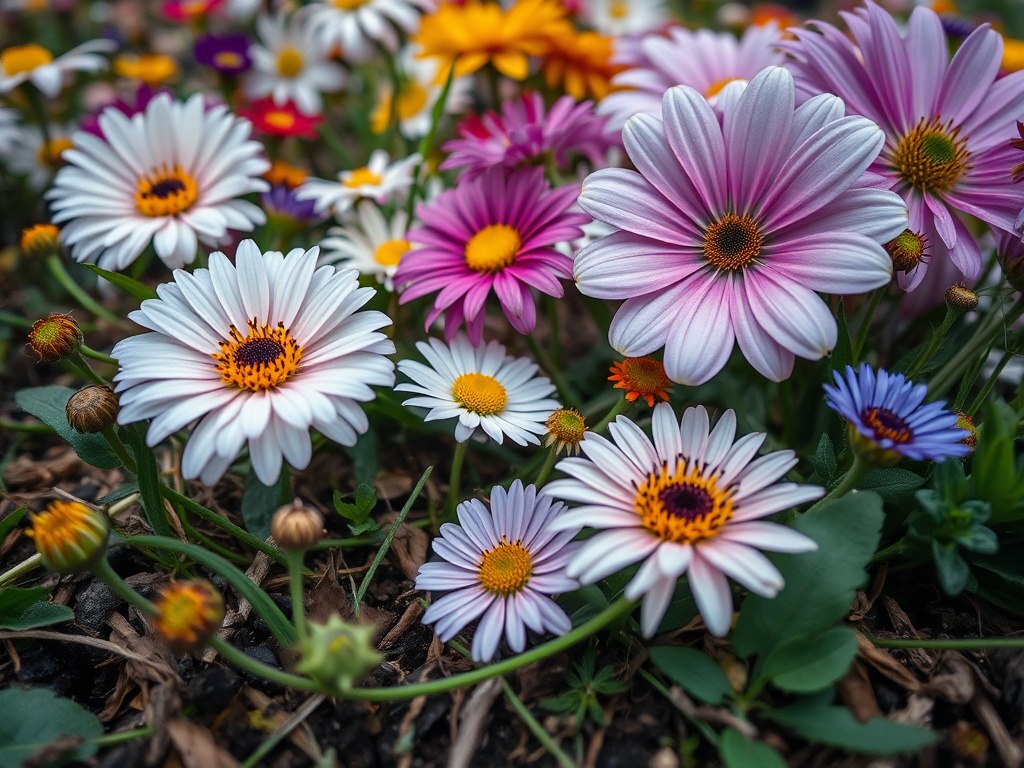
xmin=703 ymin=214 xmax=763 ymax=271
xmin=478 ymin=540 xmax=533 ymax=595
xmin=154 ymin=579 xmax=225 ymax=654
xmin=135 ymin=166 xmax=198 ymax=217
xmin=885 ymin=229 xmax=929 ymax=273
xmin=637 ymin=462 xmax=734 ymax=544
xmin=451 ymin=372 xmax=508 ymax=416
xmin=214 ymin=321 xmax=302 ymax=391
xmin=545 ymin=408 xmax=587 ymax=454
xmin=464 ymin=224 xmax=521 ymax=272
xmin=2 ymin=44 xmax=53 ymax=75
xmin=21 ymin=224 xmax=60 ymax=258
xmin=893 ymin=118 xmax=969 ymax=195
xmin=609 ymin=357 xmax=671 ymax=406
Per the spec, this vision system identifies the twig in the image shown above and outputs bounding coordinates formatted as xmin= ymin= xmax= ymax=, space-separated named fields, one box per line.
xmin=241 ymin=693 xmax=327 ymax=768
xmin=0 ymin=630 xmax=170 ymax=676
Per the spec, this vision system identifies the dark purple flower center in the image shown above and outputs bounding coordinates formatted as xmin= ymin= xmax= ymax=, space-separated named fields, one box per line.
xmin=659 ymin=482 xmax=714 ymax=521
xmin=235 ymin=337 xmax=285 ymax=366
xmin=862 ymin=407 xmax=912 ymax=444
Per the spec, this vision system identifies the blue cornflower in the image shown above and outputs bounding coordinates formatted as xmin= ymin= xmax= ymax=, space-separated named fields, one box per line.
xmin=824 ymin=364 xmax=970 ymax=466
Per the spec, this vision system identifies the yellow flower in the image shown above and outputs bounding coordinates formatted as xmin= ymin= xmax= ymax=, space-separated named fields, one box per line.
xmin=154 ymin=579 xmax=225 ymax=654
xmin=1003 ymin=38 xmax=1024 ymax=73
xmin=113 ymin=54 xmax=178 ymax=86
xmin=20 ymin=223 xmax=59 ymax=259
xmin=263 ymin=160 xmax=308 ymax=189
xmin=544 ymin=408 xmax=587 ymax=455
xmin=27 ymin=500 xmax=108 ymax=574
xmin=414 ymin=0 xmax=566 ymax=82
xmin=539 ymin=23 xmax=622 ymax=101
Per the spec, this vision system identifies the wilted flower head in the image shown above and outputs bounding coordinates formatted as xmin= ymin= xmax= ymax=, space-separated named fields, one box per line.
xmin=545 ymin=408 xmax=587 ymax=455
xmin=28 ymin=500 xmax=108 ymax=574
xmin=154 ymin=579 xmax=226 ymax=654
xmin=944 ymin=284 xmax=978 ymax=314
xmin=28 ymin=313 xmax=82 ymax=362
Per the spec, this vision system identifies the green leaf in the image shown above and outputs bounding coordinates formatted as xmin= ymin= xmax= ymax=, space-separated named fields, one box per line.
xmin=763 ymin=625 xmax=858 ymax=693
xmin=858 ymin=468 xmax=926 ymax=504
xmin=973 ymin=400 xmax=1024 ymax=524
xmin=733 ymin=492 xmax=883 ymax=659
xmin=94 ymin=482 xmax=139 ymax=505
xmin=0 ymin=587 xmax=50 ymax=620
xmin=123 ymin=424 xmax=174 ymax=538
xmin=0 ymin=507 xmax=27 ymax=542
xmin=933 ymin=540 xmax=970 ymax=596
xmin=242 ymin=470 xmax=284 ymax=541
xmin=0 ymin=687 xmax=103 ymax=768
xmin=15 ymin=387 xmax=120 ymax=469
xmin=0 ymin=601 xmax=76 ymax=630
xmin=813 ymin=434 xmax=837 ymax=486
xmin=766 ymin=692 xmax=937 ymax=754
xmin=84 ymin=264 xmax=158 ymax=301
xmin=333 ymin=484 xmax=377 ymax=525
xmin=649 ymin=646 xmax=733 ymax=705
xmin=719 ymin=728 xmax=788 ymax=768
xmin=831 ymin=299 xmax=852 ymax=372
xmin=344 ymin=428 xmax=379 ymax=486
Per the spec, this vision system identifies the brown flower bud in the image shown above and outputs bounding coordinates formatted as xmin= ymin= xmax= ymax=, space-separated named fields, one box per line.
xmin=28 ymin=313 xmax=82 ymax=362
xmin=884 ymin=229 xmax=929 ymax=273
xmin=66 ymin=385 xmax=119 ymax=433
xmin=154 ymin=579 xmax=225 ymax=655
xmin=945 ymin=283 xmax=978 ymax=314
xmin=271 ymin=500 xmax=324 ymax=550
xmin=20 ymin=224 xmax=60 ymax=259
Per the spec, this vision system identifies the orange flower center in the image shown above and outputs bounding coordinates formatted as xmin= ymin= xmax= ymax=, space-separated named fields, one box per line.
xmin=451 ymin=372 xmax=507 ymax=415
xmin=636 ymin=461 xmax=734 ymax=544
xmin=1 ymin=44 xmax=53 ymax=76
xmin=893 ymin=116 xmax=969 ymax=194
xmin=861 ymin=407 xmax=913 ymax=444
xmin=344 ymin=166 xmax=385 ymax=188
xmin=706 ymin=77 xmax=741 ymax=98
xmin=703 ymin=214 xmax=763 ymax=271
xmin=478 ymin=540 xmax=533 ymax=595
xmin=213 ymin=320 xmax=303 ymax=391
xmin=374 ymin=239 xmax=411 ymax=267
xmin=37 ymin=137 xmax=74 ymax=169
xmin=135 ymin=165 xmax=198 ymax=217
xmin=276 ymin=47 xmax=304 ymax=78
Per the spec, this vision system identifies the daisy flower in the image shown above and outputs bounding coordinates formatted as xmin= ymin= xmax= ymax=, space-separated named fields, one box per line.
xmin=319 ymin=201 xmax=413 ymax=291
xmin=413 ymin=0 xmax=566 ymax=81
xmin=575 ymin=67 xmax=908 ymax=385
xmin=598 ymin=24 xmax=784 ymax=132
xmin=243 ymin=13 xmax=346 ymax=117
xmin=395 ymin=167 xmax=588 ymax=343
xmin=111 ymin=240 xmax=396 ymax=486
xmin=545 ymin=403 xmax=822 ymax=637
xmin=369 ymin=48 xmax=473 ymax=140
xmin=396 ymin=333 xmax=559 ymax=446
xmin=305 ymin=0 xmax=430 ymax=63
xmin=261 ymin=162 xmax=323 ymax=226
xmin=0 ymin=39 xmax=115 ymax=98
xmin=47 ymin=93 xmax=269 ymax=271
xmin=824 ymin=364 xmax=970 ymax=466
xmin=238 ymin=98 xmax=323 ymax=139
xmin=583 ymin=0 xmax=666 ymax=39
xmin=296 ymin=150 xmax=421 ymax=218
xmin=4 ymin=122 xmax=76 ymax=191
xmin=781 ymin=1 xmax=1024 ymax=289
xmin=195 ymin=33 xmax=253 ymax=76
xmin=440 ymin=92 xmax=614 ymax=181
xmin=417 ymin=480 xmax=580 ymax=662
xmin=609 ymin=357 xmax=671 ymax=407
xmin=539 ymin=24 xmax=622 ymax=101
xmin=79 ymin=84 xmax=163 ymax=140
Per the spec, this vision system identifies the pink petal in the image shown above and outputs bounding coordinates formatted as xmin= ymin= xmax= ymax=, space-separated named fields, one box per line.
xmin=663 ymin=273 xmax=735 ymax=385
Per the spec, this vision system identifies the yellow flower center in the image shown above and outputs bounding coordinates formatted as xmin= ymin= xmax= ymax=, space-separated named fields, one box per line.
xmin=546 ymin=408 xmax=586 ymax=444
xmin=451 ymin=372 xmax=507 ymax=416
xmin=636 ymin=461 xmax=734 ymax=545
xmin=276 ymin=47 xmax=305 ymax=78
xmin=154 ymin=581 xmax=224 ymax=652
xmin=893 ymin=117 xmax=969 ymax=194
xmin=478 ymin=539 xmax=533 ymax=595
xmin=464 ymin=224 xmax=521 ymax=273
xmin=1 ymin=44 xmax=53 ymax=76
xmin=264 ymin=160 xmax=307 ymax=189
xmin=265 ymin=110 xmax=297 ymax=130
xmin=608 ymin=0 xmax=629 ymax=19
xmin=344 ymin=166 xmax=385 ymax=188
xmin=37 ymin=137 xmax=74 ymax=169
xmin=114 ymin=54 xmax=178 ymax=85
xmin=27 ymin=500 xmax=108 ymax=573
xmin=213 ymin=320 xmax=303 ymax=391
xmin=213 ymin=51 xmax=245 ymax=69
xmin=135 ymin=165 xmax=198 ymax=217
xmin=703 ymin=214 xmax=763 ymax=271
xmin=706 ymin=77 xmax=741 ymax=98
xmin=333 ymin=0 xmax=370 ymax=8
xmin=885 ymin=229 xmax=929 ymax=273
xmin=374 ymin=239 xmax=411 ymax=267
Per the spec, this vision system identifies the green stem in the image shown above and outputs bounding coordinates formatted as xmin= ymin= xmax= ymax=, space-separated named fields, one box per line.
xmin=867 ymin=634 xmax=1024 ymax=650
xmin=0 ymin=554 xmax=42 ymax=587
xmin=46 ymin=254 xmax=123 ymax=326
xmin=68 ymin=350 xmax=110 ymax=387
xmin=80 ymin=345 xmax=118 ymax=365
xmin=591 ymin=398 xmax=630 ymax=434
xmin=312 ymin=537 xmax=377 ymax=550
xmin=0 ymin=310 xmax=32 ymax=328
xmin=443 ymin=440 xmax=469 ymax=522
xmin=869 ymin=537 xmax=907 ymax=565
xmin=91 ymin=726 xmax=154 ymax=747
xmin=965 ymin=350 xmax=1012 ymax=418
xmin=207 ymin=597 xmax=637 ymax=700
xmin=526 ymin=334 xmax=581 ymax=410
xmin=808 ymin=453 xmax=870 ymax=512
xmin=102 ymin=426 xmax=138 ymax=474
xmin=288 ymin=549 xmax=308 ymax=641
xmin=92 ymin=555 xmax=158 ymax=616
xmin=547 ymin=295 xmax=562 ymax=369
xmin=905 ymin=306 xmax=957 ymax=378
xmin=0 ymin=419 xmax=53 ymax=434
xmin=533 ymin=446 xmax=559 ymax=488
xmin=502 ymin=678 xmax=578 ymax=768
xmin=853 ymin=287 xmax=885 ymax=362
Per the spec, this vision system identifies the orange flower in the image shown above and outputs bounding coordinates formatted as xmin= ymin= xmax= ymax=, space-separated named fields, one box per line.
xmin=609 ymin=357 xmax=672 ymax=407
xmin=20 ymin=223 xmax=59 ymax=259
xmin=28 ymin=500 xmax=108 ymax=574
xmin=414 ymin=0 xmax=566 ymax=82
xmin=154 ymin=579 xmax=225 ymax=654
xmin=540 ymin=22 xmax=622 ymax=101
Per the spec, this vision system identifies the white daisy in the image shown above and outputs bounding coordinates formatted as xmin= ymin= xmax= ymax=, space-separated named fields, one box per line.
xmin=0 ymin=39 xmax=115 ymax=98
xmin=544 ymin=403 xmax=823 ymax=638
xmin=396 ymin=333 xmax=560 ymax=446
xmin=296 ymin=149 xmax=421 ymax=217
xmin=111 ymin=240 xmax=396 ymax=487
xmin=305 ymin=0 xmax=431 ymax=63
xmin=244 ymin=13 xmax=347 ymax=117
xmin=369 ymin=47 xmax=472 ymax=139
xmin=318 ymin=200 xmax=414 ymax=291
xmin=416 ymin=480 xmax=580 ymax=662
xmin=46 ymin=93 xmax=270 ymax=271
xmin=2 ymin=121 xmax=76 ymax=191
xmin=583 ymin=0 xmax=666 ymax=39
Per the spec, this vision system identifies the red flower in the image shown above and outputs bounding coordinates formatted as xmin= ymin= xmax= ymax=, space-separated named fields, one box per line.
xmin=162 ymin=0 xmax=225 ymax=22
xmin=238 ymin=98 xmax=323 ymax=139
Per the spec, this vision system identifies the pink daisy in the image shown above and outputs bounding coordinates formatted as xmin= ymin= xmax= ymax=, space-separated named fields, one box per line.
xmin=575 ymin=66 xmax=908 ymax=385
xmin=440 ymin=93 xmax=615 ymax=180
xmin=598 ymin=23 xmax=784 ymax=133
xmin=395 ymin=167 xmax=589 ymax=344
xmin=780 ymin=1 xmax=1024 ymax=290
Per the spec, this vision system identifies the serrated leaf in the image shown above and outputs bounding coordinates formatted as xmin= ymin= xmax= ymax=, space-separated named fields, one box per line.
xmin=720 ymin=728 xmax=788 ymax=768
xmin=813 ymin=434 xmax=837 ymax=486
xmin=764 ymin=625 xmax=858 ymax=693
xmin=649 ymin=646 xmax=733 ymax=705
xmin=733 ymin=492 xmax=883 ymax=659
xmin=858 ymin=468 xmax=926 ymax=503
xmin=84 ymin=264 xmax=158 ymax=301
xmin=0 ymin=601 xmax=76 ymax=630
xmin=0 ymin=687 xmax=102 ymax=768
xmin=15 ymin=387 xmax=120 ymax=469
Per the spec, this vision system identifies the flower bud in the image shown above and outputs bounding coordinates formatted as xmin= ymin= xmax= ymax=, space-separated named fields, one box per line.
xmin=884 ymin=229 xmax=929 ymax=274
xmin=27 ymin=500 xmax=108 ymax=574
xmin=28 ymin=313 xmax=82 ymax=362
xmin=956 ymin=413 xmax=977 ymax=452
xmin=154 ymin=579 xmax=225 ymax=654
xmin=66 ymin=386 xmax=119 ymax=433
xmin=295 ymin=615 xmax=382 ymax=693
xmin=271 ymin=500 xmax=324 ymax=550
xmin=997 ymin=230 xmax=1024 ymax=293
xmin=544 ymin=408 xmax=587 ymax=456
xmin=20 ymin=224 xmax=60 ymax=259
xmin=945 ymin=284 xmax=978 ymax=314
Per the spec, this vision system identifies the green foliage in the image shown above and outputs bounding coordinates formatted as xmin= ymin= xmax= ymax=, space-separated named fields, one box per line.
xmin=84 ymin=264 xmax=158 ymax=301
xmin=719 ymin=728 xmax=788 ymax=768
xmin=812 ymin=433 xmax=837 ymax=487
xmin=334 ymin=484 xmax=380 ymax=535
xmin=649 ymin=646 xmax=733 ymax=705
xmin=972 ymin=400 xmax=1024 ymax=524
xmin=831 ymin=299 xmax=853 ymax=372
xmin=0 ymin=588 xmax=75 ymax=630
xmin=123 ymin=423 xmax=174 ymax=538
xmin=541 ymin=644 xmax=627 ymax=730
xmin=15 ymin=387 xmax=120 ymax=469
xmin=761 ymin=626 xmax=859 ymax=694
xmin=858 ymin=468 xmax=926 ymax=505
xmin=0 ymin=687 xmax=103 ymax=768
xmin=242 ymin=470 xmax=288 ymax=541
xmin=0 ymin=506 xmax=27 ymax=541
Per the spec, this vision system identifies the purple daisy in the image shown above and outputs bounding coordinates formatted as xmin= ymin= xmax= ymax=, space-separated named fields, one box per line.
xmin=781 ymin=1 xmax=1024 ymax=290
xmin=440 ymin=93 xmax=615 ymax=181
xmin=824 ymin=364 xmax=969 ymax=465
xmin=262 ymin=184 xmax=322 ymax=223
xmin=395 ymin=166 xmax=589 ymax=344
xmin=575 ymin=66 xmax=908 ymax=385
xmin=195 ymin=32 xmax=253 ymax=75
xmin=416 ymin=480 xmax=581 ymax=662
